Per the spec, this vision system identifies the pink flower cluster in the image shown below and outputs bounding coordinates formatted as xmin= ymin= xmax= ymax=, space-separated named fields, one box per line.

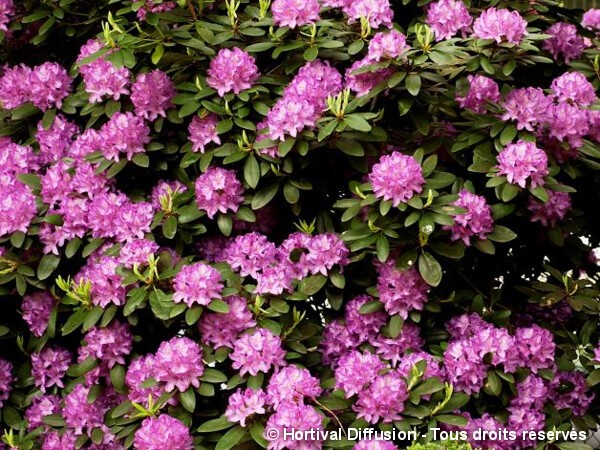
xmin=134 ymin=414 xmax=193 ymax=450
xmin=456 ymin=75 xmax=500 ymax=113
xmin=133 ymin=0 xmax=176 ymax=20
xmin=195 ymin=166 xmax=244 ymax=219
xmin=496 ymin=140 xmax=548 ymax=188
xmin=0 ymin=62 xmax=72 ymax=110
xmin=21 ymin=291 xmax=56 ymax=337
xmin=377 ymin=260 xmax=429 ymax=319
xmin=472 ymin=7 xmax=528 ymax=44
xmin=207 ymin=48 xmax=260 ymax=97
xmin=583 ymin=9 xmax=600 ymax=32
xmin=0 ymin=358 xmax=12 ymax=408
xmin=131 ymin=70 xmax=176 ymax=121
xmin=369 ymin=150 xmax=425 ymax=206
xmin=272 ymin=0 xmax=320 ymax=28
xmin=172 ymin=262 xmax=223 ymax=307
xmin=0 ymin=0 xmax=14 ymax=31
xmin=266 ymin=60 xmax=342 ymax=141
xmin=189 ymin=113 xmax=221 ymax=153
xmin=31 ymin=347 xmax=71 ymax=392
xmin=426 ymin=0 xmax=472 ymax=41
xmin=543 ymin=23 xmax=588 ymax=63
xmin=198 ymin=296 xmax=256 ymax=348
xmin=445 ymin=189 xmax=494 ymax=245
xmin=527 ymin=190 xmax=571 ymax=227
xmin=230 ymin=328 xmax=286 ymax=376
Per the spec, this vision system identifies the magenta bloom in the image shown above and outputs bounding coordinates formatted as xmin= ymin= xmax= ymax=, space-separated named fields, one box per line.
xmin=267 ymin=96 xmax=318 ymax=140
xmin=195 ymin=167 xmax=244 ymax=219
xmin=63 ymin=384 xmax=109 ymax=434
xmin=0 ymin=358 xmax=13 ymax=408
xmin=354 ymin=441 xmax=398 ymax=450
xmin=225 ymin=388 xmax=267 ymax=426
xmin=335 ymin=350 xmax=385 ymax=397
xmin=550 ymin=72 xmax=597 ymax=106
xmin=134 ymin=415 xmax=194 ymax=450
xmin=456 ymin=75 xmax=500 ymax=113
xmin=25 ymin=394 xmax=61 ymax=430
xmin=344 ymin=295 xmax=387 ymax=342
xmin=550 ymin=371 xmax=595 ymax=417
xmin=445 ymin=189 xmax=494 ymax=245
xmin=506 ymin=325 xmax=555 ymax=374
xmin=81 ymin=58 xmax=131 ymax=103
xmin=267 ymin=365 xmax=322 ymax=407
xmin=345 ymin=58 xmax=394 ymax=97
xmin=100 ymin=112 xmax=151 ymax=161
xmin=36 ymin=115 xmax=78 ymax=164
xmin=119 ymin=238 xmax=159 ymax=268
xmin=543 ymin=23 xmax=587 ymax=63
xmin=271 ymin=0 xmax=320 ymax=28
xmin=154 ymin=336 xmax=204 ymax=392
xmin=353 ymin=371 xmax=408 ymax=423
xmin=583 ymin=9 xmax=600 ymax=32
xmin=512 ymin=375 xmax=548 ymax=410
xmin=125 ymin=354 xmax=165 ymax=405
xmin=131 ymin=70 xmax=176 ymax=121
xmin=21 ymin=291 xmax=55 ymax=337
xmin=198 ymin=296 xmax=256 ymax=349
xmin=343 ymin=0 xmax=393 ymax=29
xmin=426 ymin=0 xmax=472 ymax=41
xmin=472 ymin=8 xmax=528 ymax=44
xmin=528 ymin=191 xmax=571 ymax=227
xmin=206 ymin=48 xmax=260 ymax=97
xmin=42 ymin=430 xmax=77 ymax=450
xmin=377 ymin=261 xmax=429 ymax=319
xmin=369 ymin=151 xmax=425 ymax=206
xmin=443 ymin=340 xmax=487 ymax=394
xmin=78 ymin=322 xmax=133 ymax=369
xmin=0 ymin=174 xmax=37 ymax=237
xmin=372 ymin=323 xmax=424 ymax=366
xmin=172 ymin=262 xmax=223 ymax=307
xmin=546 ymin=103 xmax=590 ymax=148
xmin=29 ymin=62 xmax=72 ymax=110
xmin=264 ymin=402 xmax=323 ymax=450
xmin=189 ymin=114 xmax=221 ymax=153
xmin=367 ymin=30 xmax=409 ymax=61
xmin=31 ymin=347 xmax=71 ymax=392
xmin=501 ymin=87 xmax=553 ymax=131
xmin=496 ymin=140 xmax=548 ymax=188
xmin=0 ymin=64 xmax=32 ymax=109
xmin=0 ymin=0 xmax=14 ymax=31
xmin=230 ymin=328 xmax=286 ymax=376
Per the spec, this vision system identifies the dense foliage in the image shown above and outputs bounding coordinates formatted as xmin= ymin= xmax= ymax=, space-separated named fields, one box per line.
xmin=1 ymin=0 xmax=600 ymax=449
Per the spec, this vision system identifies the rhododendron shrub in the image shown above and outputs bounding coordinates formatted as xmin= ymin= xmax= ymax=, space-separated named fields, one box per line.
xmin=1 ymin=0 xmax=600 ymax=449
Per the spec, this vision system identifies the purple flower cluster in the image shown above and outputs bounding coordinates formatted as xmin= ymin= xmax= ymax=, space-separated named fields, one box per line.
xmin=456 ymin=75 xmax=500 ymax=113
xmin=583 ymin=9 xmax=600 ymax=32
xmin=21 ymin=291 xmax=55 ymax=337
xmin=195 ymin=166 xmax=244 ymax=219
xmin=133 ymin=0 xmax=176 ymax=20
xmin=496 ymin=140 xmax=548 ymax=189
xmin=426 ymin=0 xmax=472 ymax=41
xmin=472 ymin=8 xmax=528 ymax=44
xmin=189 ymin=113 xmax=221 ymax=153
xmin=367 ymin=30 xmax=410 ymax=61
xmin=198 ymin=296 xmax=256 ymax=348
xmin=225 ymin=388 xmax=267 ymax=426
xmin=543 ymin=23 xmax=588 ymax=63
xmin=0 ymin=0 xmax=13 ymax=31
xmin=445 ymin=189 xmax=494 ymax=245
xmin=345 ymin=58 xmax=394 ymax=97
xmin=271 ymin=0 xmax=320 ymax=28
xmin=527 ymin=190 xmax=571 ymax=227
xmin=207 ymin=48 xmax=260 ymax=97
xmin=230 ymin=328 xmax=286 ymax=376
xmin=31 ymin=347 xmax=71 ymax=392
xmin=267 ymin=60 xmax=342 ymax=141
xmin=134 ymin=414 xmax=193 ymax=450
xmin=550 ymin=72 xmax=597 ymax=106
xmin=377 ymin=260 xmax=429 ymax=319
xmin=0 ymin=358 xmax=12 ymax=408
xmin=173 ymin=262 xmax=223 ymax=307
xmin=131 ymin=70 xmax=176 ymax=121
xmin=369 ymin=150 xmax=425 ymax=206
xmin=343 ymin=0 xmax=394 ymax=28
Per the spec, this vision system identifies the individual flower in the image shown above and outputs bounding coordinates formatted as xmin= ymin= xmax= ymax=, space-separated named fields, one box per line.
xmin=133 ymin=414 xmax=194 ymax=450
xmin=264 ymin=401 xmax=323 ymax=450
xmin=444 ymin=189 xmax=494 ymax=245
xmin=345 ymin=58 xmax=394 ymax=97
xmin=582 ymin=9 xmax=600 ymax=32
xmin=31 ymin=347 xmax=71 ymax=392
xmin=367 ymin=30 xmax=410 ymax=61
xmin=198 ymin=296 xmax=256 ymax=348
xmin=496 ymin=140 xmax=548 ymax=188
xmin=131 ymin=70 xmax=176 ymax=121
xmin=426 ymin=0 xmax=472 ymax=40
xmin=472 ymin=8 xmax=528 ymax=44
xmin=21 ymin=291 xmax=55 ymax=337
xmin=189 ymin=113 xmax=221 ymax=153
xmin=543 ymin=23 xmax=587 ymax=63
xmin=369 ymin=151 xmax=425 ymax=206
xmin=267 ymin=366 xmax=322 ymax=407
xmin=377 ymin=262 xmax=429 ymax=319
xmin=353 ymin=371 xmax=409 ymax=423
xmin=550 ymin=72 xmax=597 ymax=106
xmin=456 ymin=75 xmax=500 ymax=113
xmin=0 ymin=0 xmax=14 ymax=31
xmin=335 ymin=350 xmax=385 ymax=397
xmin=172 ymin=262 xmax=223 ymax=307
xmin=506 ymin=325 xmax=555 ymax=373
xmin=271 ymin=0 xmax=320 ymax=28
xmin=195 ymin=167 xmax=244 ymax=219
xmin=25 ymin=394 xmax=61 ymax=429
xmin=81 ymin=58 xmax=131 ymax=103
xmin=206 ymin=48 xmax=260 ymax=97
xmin=0 ymin=358 xmax=12 ymax=408
xmin=225 ymin=388 xmax=268 ymax=426
xmin=511 ymin=375 xmax=548 ymax=410
xmin=343 ymin=0 xmax=394 ymax=29
xmin=527 ymin=191 xmax=571 ymax=227
xmin=230 ymin=328 xmax=286 ymax=376
xmin=501 ymin=87 xmax=553 ymax=131
xmin=153 ymin=336 xmax=205 ymax=392
xmin=0 ymin=174 xmax=37 ymax=237
xmin=29 ymin=62 xmax=72 ymax=110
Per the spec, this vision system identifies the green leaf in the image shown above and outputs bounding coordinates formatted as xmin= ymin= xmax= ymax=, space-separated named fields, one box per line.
xmin=252 ymin=183 xmax=280 ymax=210
xmin=180 ymin=388 xmax=196 ymax=413
xmin=376 ymin=235 xmax=389 ymax=262
xmin=37 ymin=254 xmax=60 ymax=280
xmin=110 ymin=365 xmax=126 ymax=392
xmin=198 ymin=416 xmax=235 ymax=432
xmin=344 ymin=115 xmax=371 ymax=132
xmin=556 ymin=443 xmax=593 ymax=450
xmin=418 ymin=252 xmax=442 ymax=287
xmin=249 ymin=422 xmax=268 ymax=448
xmin=151 ymin=44 xmax=165 ymax=64
xmin=217 ymin=214 xmax=233 ymax=237
xmin=162 ymin=215 xmax=178 ymax=239
xmin=299 ymin=275 xmax=327 ymax=296
xmin=389 ymin=314 xmax=404 ymax=339
xmin=587 ymin=369 xmax=600 ymax=387
xmin=185 ymin=307 xmax=203 ymax=325
xmin=413 ymin=377 xmax=445 ymax=395
xmin=405 ymin=74 xmax=421 ymax=96
xmin=200 ymin=368 xmax=228 ymax=383
xmin=208 ymin=298 xmax=230 ymax=313
xmin=359 ymin=300 xmax=384 ymax=314
xmin=132 ymin=153 xmax=149 ymax=168
xmin=499 ymin=124 xmax=517 ymax=146
xmin=487 ymin=225 xmax=517 ymax=243
xmin=244 ymin=155 xmax=260 ymax=189
xmin=436 ymin=414 xmax=468 ymax=426
xmin=484 ymin=370 xmax=502 ymax=396
xmin=303 ymin=46 xmax=319 ymax=61
xmin=216 ymin=425 xmax=247 ymax=450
